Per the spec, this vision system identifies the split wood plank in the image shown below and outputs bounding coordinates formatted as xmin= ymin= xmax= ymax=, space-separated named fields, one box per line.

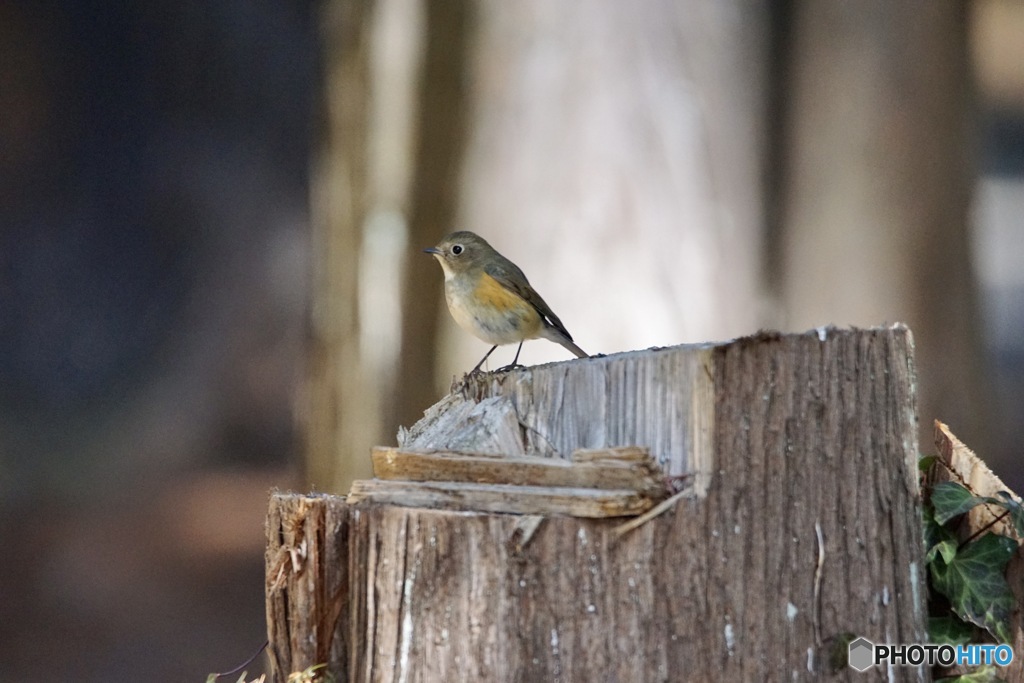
xmin=370 ymin=446 xmax=669 ymax=497
xmin=347 ymin=479 xmax=653 ymax=517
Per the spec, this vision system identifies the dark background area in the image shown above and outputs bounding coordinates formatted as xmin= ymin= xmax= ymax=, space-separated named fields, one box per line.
xmin=1 ymin=1 xmax=1023 ymax=682
xmin=1 ymin=2 xmax=314 ymax=680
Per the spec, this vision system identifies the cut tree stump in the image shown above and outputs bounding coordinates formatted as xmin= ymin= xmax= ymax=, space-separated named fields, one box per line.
xmin=266 ymin=326 xmax=926 ymax=681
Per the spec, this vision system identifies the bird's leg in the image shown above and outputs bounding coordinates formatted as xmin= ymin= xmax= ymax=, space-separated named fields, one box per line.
xmin=496 ymin=342 xmax=525 ymax=373
xmin=470 ymin=345 xmax=498 ymax=375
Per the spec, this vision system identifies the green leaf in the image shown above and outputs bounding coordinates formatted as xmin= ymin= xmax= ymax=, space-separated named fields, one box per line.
xmin=931 ymin=482 xmax=1023 ymax=532
xmin=993 ymin=491 xmax=1024 ymax=537
xmin=930 ymin=532 xmax=1018 ymax=643
xmin=923 ymin=503 xmax=958 ymax=558
xmin=919 ymin=455 xmax=938 ymax=472
xmin=928 ymin=615 xmax=975 ymax=645
xmin=931 ymin=482 xmax=991 ymax=524
xmin=928 ymin=539 xmax=959 ymax=566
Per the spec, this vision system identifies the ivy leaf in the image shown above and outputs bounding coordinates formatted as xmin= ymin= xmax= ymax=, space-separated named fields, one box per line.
xmin=993 ymin=491 xmax=1024 ymax=537
xmin=928 ymin=615 xmax=975 ymax=646
xmin=923 ymin=503 xmax=957 ymax=553
xmin=925 ymin=539 xmax=959 ymax=566
xmin=931 ymin=482 xmax=991 ymax=525
xmin=930 ymin=532 xmax=1018 ymax=643
xmin=930 ymin=482 xmax=1024 ymax=534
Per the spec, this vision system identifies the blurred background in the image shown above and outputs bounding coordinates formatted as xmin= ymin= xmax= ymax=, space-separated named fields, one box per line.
xmin=0 ymin=0 xmax=1022 ymax=680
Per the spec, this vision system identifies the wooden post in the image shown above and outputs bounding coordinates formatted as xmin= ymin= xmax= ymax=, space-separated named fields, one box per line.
xmin=266 ymin=326 xmax=925 ymax=681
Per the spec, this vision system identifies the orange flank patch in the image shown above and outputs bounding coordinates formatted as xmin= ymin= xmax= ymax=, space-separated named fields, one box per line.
xmin=474 ymin=272 xmax=531 ymax=313
xmin=453 ymin=271 xmax=542 ymax=343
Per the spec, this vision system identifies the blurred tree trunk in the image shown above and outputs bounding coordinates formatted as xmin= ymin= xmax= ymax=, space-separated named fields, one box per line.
xmin=308 ymin=0 xmax=471 ymax=492
xmin=306 ymin=0 xmax=375 ymax=491
xmin=392 ymin=0 xmax=473 ymax=438
xmin=776 ymin=1 xmax=989 ymax=453
xmin=437 ymin=0 xmax=772 ymax=379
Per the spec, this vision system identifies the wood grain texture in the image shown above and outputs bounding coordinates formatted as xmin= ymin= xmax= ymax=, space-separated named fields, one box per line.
xmin=403 ymin=345 xmax=716 ymax=495
xmin=347 ymin=479 xmax=652 ymax=517
xmin=265 ymin=493 xmax=350 ymax=680
xmin=268 ymin=327 xmax=926 ymax=682
xmin=371 ymin=447 xmax=667 ymax=496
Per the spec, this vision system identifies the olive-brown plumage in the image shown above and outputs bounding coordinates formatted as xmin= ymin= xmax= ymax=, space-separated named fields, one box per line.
xmin=425 ymin=231 xmax=588 ymax=372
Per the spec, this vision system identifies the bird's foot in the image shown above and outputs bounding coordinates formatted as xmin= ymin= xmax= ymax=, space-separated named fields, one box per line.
xmin=495 ymin=362 xmax=526 ymax=373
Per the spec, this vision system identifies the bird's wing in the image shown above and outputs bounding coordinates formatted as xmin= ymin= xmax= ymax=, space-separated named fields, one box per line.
xmin=484 ymin=260 xmax=575 ymax=342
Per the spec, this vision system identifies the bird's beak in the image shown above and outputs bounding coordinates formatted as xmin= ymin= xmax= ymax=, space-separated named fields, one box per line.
xmin=423 ymin=247 xmax=441 ymax=256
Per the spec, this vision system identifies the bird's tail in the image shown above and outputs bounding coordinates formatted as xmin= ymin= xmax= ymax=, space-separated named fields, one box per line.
xmin=540 ymin=326 xmax=588 ymax=358
xmin=540 ymin=323 xmax=589 ymax=360
xmin=560 ymin=339 xmax=589 ymax=358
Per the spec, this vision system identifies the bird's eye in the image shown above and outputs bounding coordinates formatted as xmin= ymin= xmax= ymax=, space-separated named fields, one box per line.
xmin=451 ymin=244 xmax=464 ymax=255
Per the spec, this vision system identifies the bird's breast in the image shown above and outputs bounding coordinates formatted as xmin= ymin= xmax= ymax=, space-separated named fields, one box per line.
xmin=444 ymin=272 xmax=542 ymax=345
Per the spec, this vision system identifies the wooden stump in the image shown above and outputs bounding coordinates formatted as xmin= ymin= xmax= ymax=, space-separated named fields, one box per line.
xmin=266 ymin=326 xmax=926 ymax=681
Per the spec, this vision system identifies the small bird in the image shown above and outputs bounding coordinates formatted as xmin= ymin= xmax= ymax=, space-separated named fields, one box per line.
xmin=425 ymin=231 xmax=588 ymax=373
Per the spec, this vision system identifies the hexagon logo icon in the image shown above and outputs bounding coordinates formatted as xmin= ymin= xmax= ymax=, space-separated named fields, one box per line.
xmin=848 ymin=637 xmax=875 ymax=672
